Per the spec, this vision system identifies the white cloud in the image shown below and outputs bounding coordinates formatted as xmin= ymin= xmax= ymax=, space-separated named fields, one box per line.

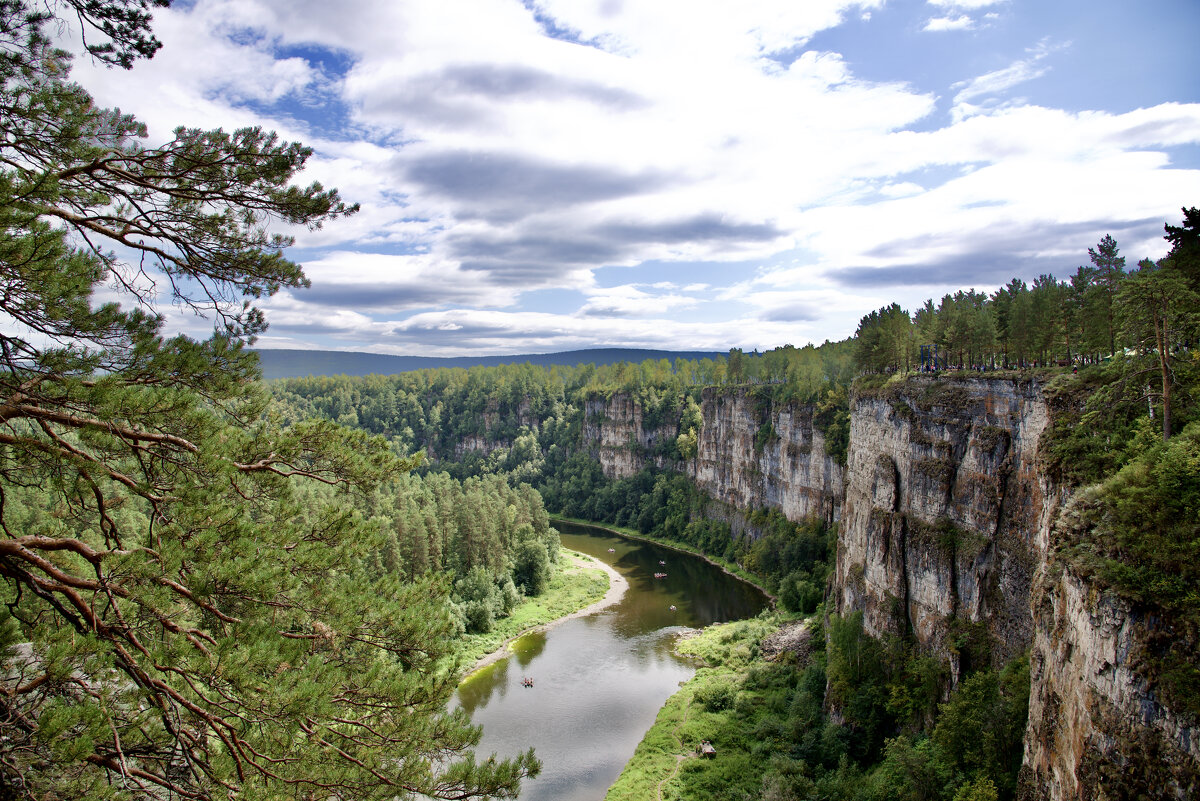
xmin=54 ymin=0 xmax=1200 ymax=355
xmin=924 ymin=15 xmax=974 ymax=32
xmin=578 ymin=284 xmax=699 ymax=317
xmin=923 ymin=0 xmax=1006 ymax=33
xmin=952 ymin=39 xmax=1066 ymax=110
xmin=927 ymin=0 xmax=1006 ymax=8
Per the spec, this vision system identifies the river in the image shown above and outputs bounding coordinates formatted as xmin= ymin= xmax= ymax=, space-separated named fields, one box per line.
xmin=454 ymin=521 xmax=768 ymax=801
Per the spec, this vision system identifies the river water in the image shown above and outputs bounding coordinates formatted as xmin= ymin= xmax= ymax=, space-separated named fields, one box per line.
xmin=455 ymin=521 xmax=768 ymax=801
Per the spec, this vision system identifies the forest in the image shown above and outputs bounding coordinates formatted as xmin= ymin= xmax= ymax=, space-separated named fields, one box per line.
xmin=0 ymin=0 xmax=1195 ymax=797
xmin=262 ymin=208 xmax=1199 ymax=801
xmin=0 ymin=2 xmax=544 ymax=797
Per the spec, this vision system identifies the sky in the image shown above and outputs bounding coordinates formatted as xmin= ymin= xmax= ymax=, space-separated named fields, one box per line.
xmin=71 ymin=0 xmax=1200 ymax=357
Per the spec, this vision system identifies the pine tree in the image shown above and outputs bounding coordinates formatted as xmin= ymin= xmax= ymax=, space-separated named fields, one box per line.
xmin=1088 ymin=234 xmax=1127 ymax=358
xmin=0 ymin=2 xmax=537 ymax=797
xmin=1117 ymin=259 xmax=1199 ymax=441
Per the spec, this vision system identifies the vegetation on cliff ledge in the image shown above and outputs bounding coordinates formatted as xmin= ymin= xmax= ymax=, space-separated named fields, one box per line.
xmin=609 ymin=611 xmax=1029 ymax=801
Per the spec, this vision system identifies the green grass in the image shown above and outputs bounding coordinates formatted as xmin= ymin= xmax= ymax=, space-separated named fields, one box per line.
xmin=605 ymin=614 xmax=785 ymax=801
xmin=604 ymin=681 xmax=697 ymax=801
xmin=455 ymin=549 xmax=610 ymax=668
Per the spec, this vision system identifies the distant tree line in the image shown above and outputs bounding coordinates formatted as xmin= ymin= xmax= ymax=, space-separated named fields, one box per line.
xmin=855 ymin=211 xmax=1200 ymax=442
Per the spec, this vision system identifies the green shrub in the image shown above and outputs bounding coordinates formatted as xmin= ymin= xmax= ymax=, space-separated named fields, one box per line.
xmin=695 ymin=681 xmax=737 ymax=712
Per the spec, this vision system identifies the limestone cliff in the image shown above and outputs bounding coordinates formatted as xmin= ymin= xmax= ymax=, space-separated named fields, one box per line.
xmin=578 ymin=389 xmax=843 ymax=529
xmin=689 ymin=387 xmax=843 ymax=526
xmin=833 ymin=376 xmax=1052 ymax=668
xmin=1020 ymin=540 xmax=1200 ymax=799
xmin=580 ymin=395 xmax=678 ymax=479
xmin=454 ymin=433 xmax=506 ymax=459
xmin=828 ymin=375 xmax=1198 ymax=794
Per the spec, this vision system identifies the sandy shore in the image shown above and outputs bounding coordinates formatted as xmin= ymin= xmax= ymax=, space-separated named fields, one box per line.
xmin=465 ymin=551 xmax=628 ymax=677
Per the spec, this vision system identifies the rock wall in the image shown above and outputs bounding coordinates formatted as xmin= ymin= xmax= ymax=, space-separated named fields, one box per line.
xmin=453 ymin=433 xmax=506 ymax=460
xmin=580 ymin=395 xmax=678 ymax=479
xmin=1020 ymin=551 xmax=1200 ymax=800
xmin=828 ymin=375 xmax=1198 ymax=792
xmin=578 ymin=388 xmax=843 ymax=526
xmin=547 ymin=380 xmax=1200 ymax=792
xmin=689 ymin=388 xmax=843 ymax=526
xmin=834 ymin=376 xmax=1052 ymax=668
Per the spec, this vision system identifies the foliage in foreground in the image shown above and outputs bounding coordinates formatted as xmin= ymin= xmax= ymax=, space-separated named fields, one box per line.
xmin=0 ymin=2 xmax=536 ymax=797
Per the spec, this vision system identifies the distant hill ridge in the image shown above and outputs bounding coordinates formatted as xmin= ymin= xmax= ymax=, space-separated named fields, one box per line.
xmin=253 ymin=348 xmax=728 ymax=380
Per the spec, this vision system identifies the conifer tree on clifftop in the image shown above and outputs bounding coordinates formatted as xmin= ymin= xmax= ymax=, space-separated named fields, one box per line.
xmin=0 ymin=1 xmax=536 ymax=797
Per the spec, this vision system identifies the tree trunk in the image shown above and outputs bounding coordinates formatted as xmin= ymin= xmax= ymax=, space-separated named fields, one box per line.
xmin=1152 ymin=298 xmax=1172 ymax=441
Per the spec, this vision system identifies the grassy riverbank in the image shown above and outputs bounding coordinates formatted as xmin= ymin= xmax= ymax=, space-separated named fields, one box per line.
xmin=605 ymin=612 xmax=801 ymax=801
xmin=454 ymin=548 xmax=611 ymax=669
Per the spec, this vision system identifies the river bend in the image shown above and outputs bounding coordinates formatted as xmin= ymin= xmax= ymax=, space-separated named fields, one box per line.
xmin=455 ymin=522 xmax=768 ymax=801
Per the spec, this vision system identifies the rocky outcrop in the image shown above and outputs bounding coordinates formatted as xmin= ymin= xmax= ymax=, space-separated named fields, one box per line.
xmin=834 ymin=377 xmax=1053 ymax=668
xmin=690 ymin=388 xmax=843 ymax=526
xmin=827 ymin=375 xmax=1198 ymax=793
xmin=761 ymin=620 xmax=814 ymax=665
xmin=453 ymin=433 xmax=507 ymax=459
xmin=1020 ymin=553 xmax=1200 ymax=800
xmin=580 ymin=395 xmax=678 ymax=479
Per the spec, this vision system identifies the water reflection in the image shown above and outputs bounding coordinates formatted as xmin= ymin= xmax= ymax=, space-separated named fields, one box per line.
xmin=512 ymin=630 xmax=547 ymax=667
xmin=455 ymin=522 xmax=768 ymax=801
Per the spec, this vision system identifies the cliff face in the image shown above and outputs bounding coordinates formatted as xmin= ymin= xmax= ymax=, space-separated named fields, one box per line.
xmin=829 ymin=376 xmax=1197 ymax=793
xmin=449 ymin=398 xmax=541 ymax=460
xmin=580 ymin=395 xmax=678 ymax=479
xmin=1021 ymin=552 xmax=1200 ymax=799
xmin=569 ymin=381 xmax=1198 ymax=792
xmin=833 ymin=377 xmax=1053 ymax=668
xmin=690 ymin=388 xmax=843 ymax=525
xmin=579 ymin=389 xmax=843 ymax=526
xmin=454 ymin=433 xmax=505 ymax=459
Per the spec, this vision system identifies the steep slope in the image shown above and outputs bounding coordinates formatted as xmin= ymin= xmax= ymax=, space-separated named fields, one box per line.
xmin=689 ymin=387 xmax=843 ymax=525
xmin=833 ymin=377 xmax=1053 ymax=669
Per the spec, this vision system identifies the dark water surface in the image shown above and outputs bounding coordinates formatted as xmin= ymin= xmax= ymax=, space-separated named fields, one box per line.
xmin=455 ymin=521 xmax=768 ymax=801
